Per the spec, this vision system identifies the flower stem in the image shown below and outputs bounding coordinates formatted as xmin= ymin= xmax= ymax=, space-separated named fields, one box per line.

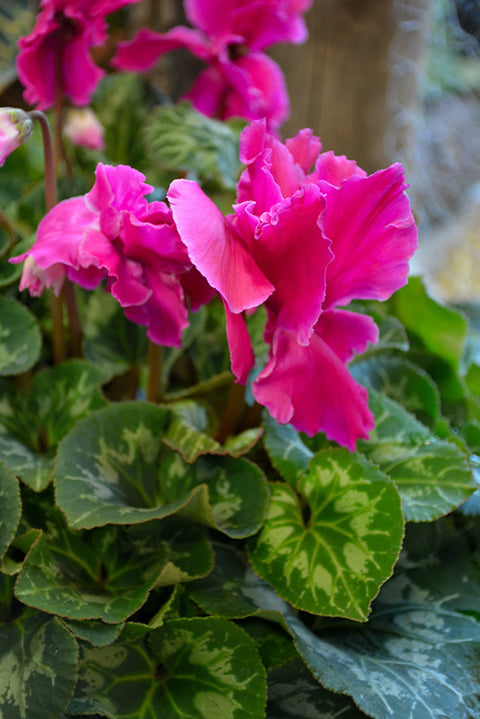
xmin=146 ymin=341 xmax=163 ymax=403
xmin=62 ymin=281 xmax=83 ymax=357
xmin=29 ymin=110 xmax=67 ymax=364
xmin=215 ymin=380 xmax=246 ymax=444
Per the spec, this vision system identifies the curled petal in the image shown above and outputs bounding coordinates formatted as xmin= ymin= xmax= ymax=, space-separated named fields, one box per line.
xmin=253 ymin=327 xmax=375 ymax=450
xmin=322 ymin=164 xmax=418 ymax=309
xmin=168 ymin=179 xmax=274 ymax=313
xmin=310 ymin=150 xmax=366 ymax=188
xmin=285 ymin=128 xmax=322 ymax=174
xmin=18 ymin=256 xmax=66 ymax=297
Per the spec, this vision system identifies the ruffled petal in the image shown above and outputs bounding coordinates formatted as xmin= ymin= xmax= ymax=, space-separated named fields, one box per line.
xmin=184 ymin=0 xmax=234 ymax=37
xmin=322 ymin=164 xmax=418 ymax=308
xmin=285 ymin=128 xmax=321 ymax=173
xmin=61 ymin=31 xmax=104 ymax=106
xmin=18 ymin=256 xmax=66 ymax=297
xmin=168 ymin=179 xmax=274 ymax=313
xmin=309 ymin=150 xmax=366 ymax=188
xmin=314 ymin=309 xmax=378 ymax=363
xmin=180 ymin=267 xmax=216 ymax=311
xmin=250 ymin=184 xmax=332 ymax=345
xmin=224 ymin=302 xmax=255 ymax=383
xmin=131 ymin=268 xmax=189 ymax=347
xmin=253 ymin=327 xmax=375 ymax=450
xmin=112 ymin=26 xmax=211 ymax=71
xmin=13 ymin=196 xmax=99 ymax=271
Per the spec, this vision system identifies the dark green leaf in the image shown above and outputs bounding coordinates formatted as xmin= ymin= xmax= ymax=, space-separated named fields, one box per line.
xmin=68 ymin=618 xmax=267 ymax=719
xmin=0 ymin=297 xmax=41 ymax=376
xmin=15 ymin=515 xmax=212 ymax=623
xmin=359 ymin=391 xmax=476 ymax=520
xmin=267 ymin=659 xmax=367 ymax=718
xmin=0 ymin=460 xmax=21 ymax=561
xmin=0 ymin=612 xmax=78 ymax=719
xmin=55 ymin=402 xmax=269 ymax=536
xmin=352 ymin=355 xmax=441 ymax=427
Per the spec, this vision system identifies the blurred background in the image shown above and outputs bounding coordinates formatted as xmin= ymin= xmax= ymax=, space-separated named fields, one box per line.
xmin=1 ymin=0 xmax=480 ymax=302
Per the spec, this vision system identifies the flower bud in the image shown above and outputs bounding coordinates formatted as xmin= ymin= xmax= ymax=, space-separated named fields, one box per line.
xmin=0 ymin=107 xmax=33 ymax=166
xmin=64 ymin=108 xmax=105 ymax=151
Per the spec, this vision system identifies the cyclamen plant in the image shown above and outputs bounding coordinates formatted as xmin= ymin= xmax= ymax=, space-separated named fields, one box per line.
xmin=0 ymin=2 xmax=480 ymax=719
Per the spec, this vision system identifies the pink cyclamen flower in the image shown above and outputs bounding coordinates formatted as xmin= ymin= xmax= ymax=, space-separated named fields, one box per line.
xmin=17 ymin=0 xmax=141 ymax=110
xmin=113 ymin=0 xmax=312 ymax=132
xmin=0 ymin=107 xmax=33 ymax=166
xmin=11 ymin=163 xmax=209 ymax=347
xmin=168 ymin=120 xmax=418 ymax=450
xmin=64 ymin=107 xmax=105 ymax=150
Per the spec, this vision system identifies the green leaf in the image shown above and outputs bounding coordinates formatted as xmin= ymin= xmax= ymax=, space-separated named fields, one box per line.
xmin=0 ymin=298 xmax=41 ymax=376
xmin=267 ymin=659 xmax=367 ymax=719
xmin=15 ymin=515 xmax=212 ymax=623
xmin=352 ymin=355 xmax=441 ymax=427
xmin=241 ymin=619 xmax=296 ymax=672
xmin=262 ymin=412 xmax=313 ymax=487
xmin=358 ymin=391 xmax=476 ymax=521
xmin=68 ymin=618 xmax=267 ymax=719
xmin=0 ymin=612 xmax=78 ymax=719
xmin=0 ymin=361 xmax=108 ymax=491
xmin=144 ymin=103 xmax=242 ymax=190
xmin=83 ymin=291 xmax=147 ymax=378
xmin=250 ymin=450 xmax=404 ymax=620
xmin=391 ymin=276 xmax=468 ymax=370
xmin=0 ymin=460 xmax=21 ymax=561
xmin=63 ymin=620 xmax=124 ymax=648
xmin=0 ymin=0 xmax=35 ymax=89
xmin=285 ymin=521 xmax=480 ymax=719
xmin=189 ymin=542 xmax=283 ymax=620
xmin=164 ymin=400 xmax=261 ymax=462
xmin=55 ymin=402 xmax=269 ymax=537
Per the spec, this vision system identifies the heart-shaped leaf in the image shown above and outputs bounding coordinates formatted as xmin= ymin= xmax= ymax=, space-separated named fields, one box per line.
xmin=285 ymin=520 xmax=480 ymax=719
xmin=68 ymin=618 xmax=267 ymax=719
xmin=0 ymin=297 xmax=41 ymax=376
xmin=359 ymin=390 xmax=476 ymax=520
xmin=55 ymin=402 xmax=269 ymax=537
xmin=0 ymin=611 xmax=78 ymax=719
xmin=352 ymin=355 xmax=441 ymax=427
xmin=15 ymin=513 xmax=212 ymax=623
xmin=250 ymin=449 xmax=404 ymax=620
xmin=267 ymin=659 xmax=367 ymax=718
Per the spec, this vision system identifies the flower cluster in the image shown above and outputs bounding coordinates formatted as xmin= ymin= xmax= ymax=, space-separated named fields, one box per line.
xmin=168 ymin=120 xmax=418 ymax=449
xmin=17 ymin=0 xmax=141 ymax=110
xmin=12 ymin=163 xmax=212 ymax=346
xmin=14 ymin=120 xmax=417 ymax=450
xmin=113 ymin=0 xmax=312 ymax=131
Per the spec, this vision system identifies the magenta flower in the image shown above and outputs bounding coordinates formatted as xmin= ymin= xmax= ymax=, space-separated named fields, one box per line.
xmin=113 ymin=0 xmax=312 ymax=131
xmin=168 ymin=120 xmax=418 ymax=450
xmin=12 ymin=163 xmax=206 ymax=347
xmin=0 ymin=107 xmax=33 ymax=166
xmin=17 ymin=0 xmax=141 ymax=110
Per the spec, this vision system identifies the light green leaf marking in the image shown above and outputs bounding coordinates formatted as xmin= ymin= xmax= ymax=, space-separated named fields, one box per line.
xmin=250 ymin=449 xmax=404 ymax=620
xmin=55 ymin=402 xmax=268 ymax=537
xmin=164 ymin=400 xmax=261 ymax=462
xmin=15 ymin=514 xmax=212 ymax=623
xmin=359 ymin=391 xmax=476 ymax=520
xmin=68 ymin=619 xmax=266 ymax=719
xmin=0 ymin=612 xmax=78 ymax=719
